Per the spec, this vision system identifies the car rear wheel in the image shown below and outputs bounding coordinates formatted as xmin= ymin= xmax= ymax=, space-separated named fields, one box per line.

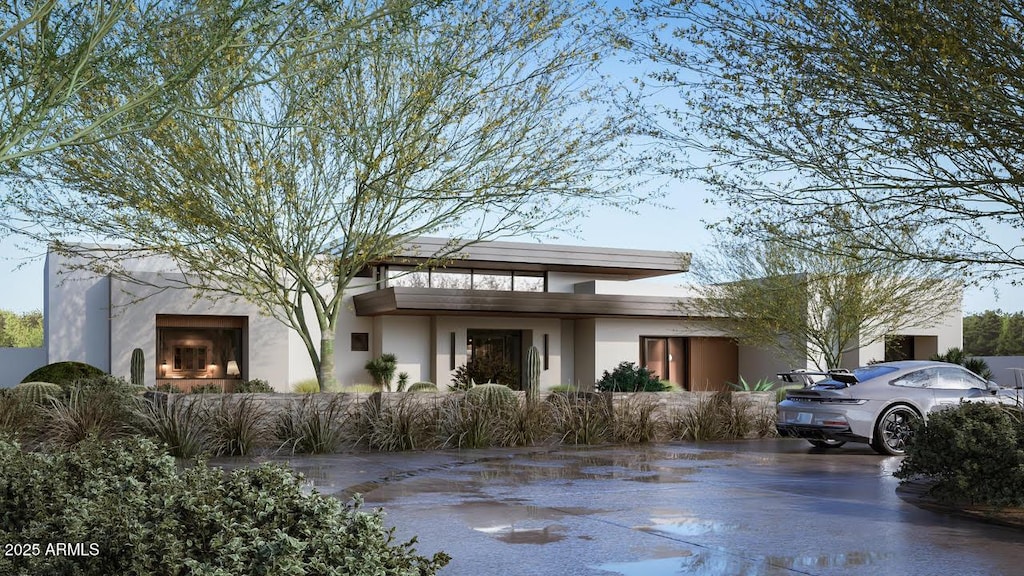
xmin=871 ymin=405 xmax=918 ymax=456
xmin=808 ymin=439 xmax=846 ymax=449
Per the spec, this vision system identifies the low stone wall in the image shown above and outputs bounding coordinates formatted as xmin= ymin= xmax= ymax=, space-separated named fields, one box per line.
xmin=161 ymin=390 xmax=776 ymax=421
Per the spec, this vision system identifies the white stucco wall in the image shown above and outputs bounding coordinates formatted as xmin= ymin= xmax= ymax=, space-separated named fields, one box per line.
xmin=108 ymin=275 xmax=290 ymax=390
xmin=588 ymin=318 xmax=732 ymax=386
xmin=45 ymin=251 xmax=112 ymax=370
xmin=0 ymin=347 xmax=48 ymax=388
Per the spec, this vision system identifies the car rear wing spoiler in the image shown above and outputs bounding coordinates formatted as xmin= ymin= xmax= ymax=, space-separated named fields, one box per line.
xmin=777 ymin=369 xmax=859 ymax=387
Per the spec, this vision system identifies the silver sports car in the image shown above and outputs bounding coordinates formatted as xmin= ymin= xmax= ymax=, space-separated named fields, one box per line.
xmin=776 ymin=360 xmax=1022 ymax=455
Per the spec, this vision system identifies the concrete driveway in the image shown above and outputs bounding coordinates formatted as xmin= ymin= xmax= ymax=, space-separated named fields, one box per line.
xmin=221 ymin=440 xmax=1023 ymax=575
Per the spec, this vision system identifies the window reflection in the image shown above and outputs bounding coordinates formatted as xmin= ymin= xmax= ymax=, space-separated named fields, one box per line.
xmin=383 ymin=266 xmax=545 ymax=292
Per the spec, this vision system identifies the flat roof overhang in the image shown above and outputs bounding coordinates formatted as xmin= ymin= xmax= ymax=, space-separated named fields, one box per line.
xmin=353 ymin=287 xmax=706 ymax=318
xmin=374 ymin=237 xmax=689 ymax=280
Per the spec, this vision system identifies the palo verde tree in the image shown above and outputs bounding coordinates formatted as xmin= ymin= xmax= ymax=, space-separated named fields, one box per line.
xmin=12 ymin=0 xmax=643 ymax=390
xmin=689 ymin=220 xmax=962 ymax=370
xmin=632 ymin=0 xmax=1024 ymax=281
xmin=0 ymin=0 xmax=287 ymax=172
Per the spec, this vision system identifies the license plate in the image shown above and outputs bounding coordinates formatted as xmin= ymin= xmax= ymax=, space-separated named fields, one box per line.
xmin=794 ymin=412 xmax=813 ymax=424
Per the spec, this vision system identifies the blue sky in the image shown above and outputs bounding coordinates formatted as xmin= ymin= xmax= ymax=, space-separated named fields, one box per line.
xmin=1 ymin=2 xmax=1020 ymax=316
xmin=0 ymin=186 xmax=1018 ymax=315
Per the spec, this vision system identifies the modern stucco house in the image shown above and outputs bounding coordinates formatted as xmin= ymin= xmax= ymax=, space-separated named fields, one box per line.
xmin=17 ymin=237 xmax=962 ymax=392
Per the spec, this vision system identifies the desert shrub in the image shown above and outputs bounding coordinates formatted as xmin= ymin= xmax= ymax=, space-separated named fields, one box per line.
xmin=0 ymin=390 xmax=44 ymax=445
xmin=0 ymin=437 xmax=449 ymax=576
xmin=234 ymin=378 xmax=274 ymax=393
xmin=155 ymin=381 xmax=184 ymax=393
xmin=499 ymin=399 xmax=553 ymax=447
xmin=275 ymin=394 xmax=350 ymax=454
xmin=358 ymin=394 xmax=439 ymax=451
xmin=548 ymin=384 xmax=577 ymax=393
xmin=896 ymin=402 xmax=1024 ymax=506
xmin=408 ymin=381 xmax=438 ymax=393
xmin=139 ymin=397 xmax=209 ymax=458
xmin=203 ymin=395 xmax=271 ymax=456
xmin=613 ymin=393 xmax=662 ymax=444
xmin=20 ymin=361 xmax=105 ymax=387
xmin=450 ymin=355 xmax=519 ymax=391
xmin=439 ymin=393 xmax=500 ymax=448
xmin=293 ymin=379 xmax=322 ymax=394
xmin=595 ymin=362 xmax=669 ymax=392
xmin=667 ymin=392 xmax=758 ymax=441
xmin=340 ymin=383 xmax=380 ymax=393
xmin=548 ymin=392 xmax=613 ymax=445
xmin=45 ymin=379 xmax=142 ymax=447
xmin=190 ymin=382 xmax=224 ymax=394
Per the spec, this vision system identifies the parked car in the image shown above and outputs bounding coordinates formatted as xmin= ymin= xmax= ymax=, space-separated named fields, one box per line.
xmin=776 ymin=360 xmax=1022 ymax=455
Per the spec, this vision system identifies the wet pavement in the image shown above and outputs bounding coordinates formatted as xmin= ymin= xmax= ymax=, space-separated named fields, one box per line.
xmin=215 ymin=440 xmax=1024 ymax=575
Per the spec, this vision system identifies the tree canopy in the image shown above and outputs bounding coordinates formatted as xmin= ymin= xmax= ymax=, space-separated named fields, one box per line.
xmin=689 ymin=224 xmax=962 ymax=370
xmin=0 ymin=309 xmax=42 ymax=348
xmin=633 ymin=0 xmax=1024 ymax=280
xmin=11 ymin=0 xmax=643 ymax=389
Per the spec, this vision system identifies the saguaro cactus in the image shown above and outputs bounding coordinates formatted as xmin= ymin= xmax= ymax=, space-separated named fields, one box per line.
xmin=130 ymin=347 xmax=145 ymax=387
xmin=525 ymin=345 xmax=541 ymax=400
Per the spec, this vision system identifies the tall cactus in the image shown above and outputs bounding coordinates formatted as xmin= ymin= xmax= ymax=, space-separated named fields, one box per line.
xmin=130 ymin=347 xmax=145 ymax=387
xmin=525 ymin=345 xmax=541 ymax=401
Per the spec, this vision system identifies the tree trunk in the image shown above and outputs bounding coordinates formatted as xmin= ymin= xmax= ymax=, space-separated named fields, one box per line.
xmin=318 ymin=332 xmax=336 ymax=392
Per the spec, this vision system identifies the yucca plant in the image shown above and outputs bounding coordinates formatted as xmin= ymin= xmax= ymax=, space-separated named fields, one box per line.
xmin=204 ymin=394 xmax=271 ymax=456
xmin=139 ymin=397 xmax=209 ymax=458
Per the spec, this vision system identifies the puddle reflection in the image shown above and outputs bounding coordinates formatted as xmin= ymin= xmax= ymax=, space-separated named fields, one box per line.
xmin=596 ymin=550 xmax=891 ymax=575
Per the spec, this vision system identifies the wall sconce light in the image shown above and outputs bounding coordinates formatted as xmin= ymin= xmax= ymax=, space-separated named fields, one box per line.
xmin=160 ymin=362 xmax=168 ymax=377
xmin=226 ymin=360 xmax=240 ymax=378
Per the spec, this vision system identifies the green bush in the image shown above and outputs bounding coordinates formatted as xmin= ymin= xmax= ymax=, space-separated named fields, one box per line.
xmin=0 ymin=437 xmax=449 ymax=575
xmin=293 ymin=379 xmax=322 ymax=394
xmin=20 ymin=361 xmax=106 ymax=387
xmin=896 ymin=402 xmax=1024 ymax=506
xmin=234 ymin=378 xmax=274 ymax=393
xmin=365 ymin=353 xmax=398 ymax=390
xmin=190 ymin=382 xmax=224 ymax=394
xmin=595 ymin=361 xmax=669 ymax=392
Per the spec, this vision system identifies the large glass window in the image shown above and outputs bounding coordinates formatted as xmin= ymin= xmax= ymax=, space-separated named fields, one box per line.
xmin=156 ymin=316 xmax=246 ymax=380
xmin=512 ymin=271 xmax=545 ymax=292
xmin=431 ymin=269 xmax=472 ymax=289
xmin=381 ymin=266 xmax=545 ymax=292
xmin=473 ymin=270 xmax=512 ymax=291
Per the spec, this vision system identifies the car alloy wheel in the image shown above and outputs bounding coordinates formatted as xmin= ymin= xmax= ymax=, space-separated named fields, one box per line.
xmin=872 ymin=405 xmax=918 ymax=456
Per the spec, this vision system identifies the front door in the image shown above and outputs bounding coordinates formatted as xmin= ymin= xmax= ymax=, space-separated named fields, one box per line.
xmin=467 ymin=329 xmax=523 ymax=388
xmin=641 ymin=336 xmax=685 ymax=387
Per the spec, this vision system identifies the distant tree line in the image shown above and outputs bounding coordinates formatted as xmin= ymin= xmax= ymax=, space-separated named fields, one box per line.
xmin=963 ymin=311 xmax=1024 ymax=356
xmin=0 ymin=310 xmax=42 ymax=348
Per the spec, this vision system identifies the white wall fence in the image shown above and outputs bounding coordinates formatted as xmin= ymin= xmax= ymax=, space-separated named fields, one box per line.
xmin=977 ymin=356 xmax=1024 ymax=387
xmin=0 ymin=347 xmax=47 ymax=388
